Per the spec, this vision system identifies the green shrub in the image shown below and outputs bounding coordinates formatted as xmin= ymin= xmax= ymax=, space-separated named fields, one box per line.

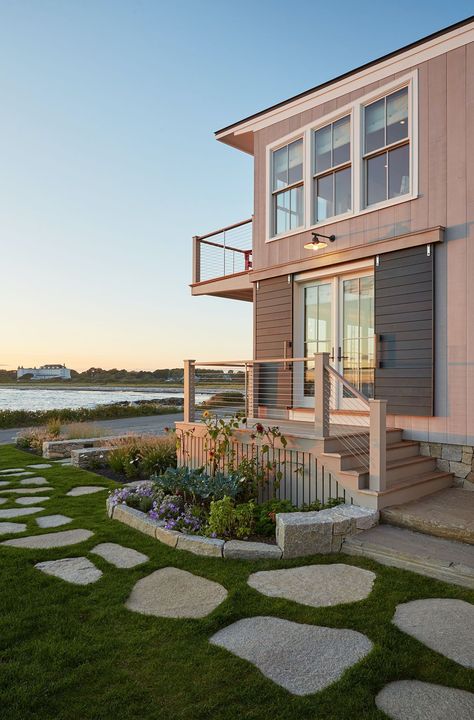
xmin=106 ymin=435 xmax=177 ymax=480
xmin=206 ymin=496 xmax=256 ymax=539
xmin=254 ymin=499 xmax=295 ymax=536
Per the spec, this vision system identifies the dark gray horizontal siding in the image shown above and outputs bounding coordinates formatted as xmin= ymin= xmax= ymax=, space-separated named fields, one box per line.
xmin=374 ymin=245 xmax=434 ymax=416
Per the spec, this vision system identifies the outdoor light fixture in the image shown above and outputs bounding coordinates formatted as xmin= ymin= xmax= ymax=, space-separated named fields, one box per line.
xmin=304 ymin=232 xmax=336 ymax=251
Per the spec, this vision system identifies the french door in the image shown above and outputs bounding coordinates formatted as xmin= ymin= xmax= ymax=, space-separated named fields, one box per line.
xmin=299 ymin=269 xmax=375 ymax=408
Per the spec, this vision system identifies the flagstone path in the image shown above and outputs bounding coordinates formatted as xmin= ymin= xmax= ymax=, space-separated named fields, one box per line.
xmin=1 ymin=528 xmax=94 ymax=549
xmin=91 ymin=542 xmax=148 ymax=568
xmin=20 ymin=477 xmax=48 ymax=486
xmin=66 ymin=486 xmax=107 ymax=496
xmin=392 ymin=599 xmax=474 ymax=668
xmin=16 ymin=496 xmax=50 ymax=505
xmin=0 ymin=506 xmax=45 ymax=519
xmin=0 ymin=522 xmax=27 ymax=535
xmin=210 ymin=616 xmax=373 ymax=695
xmin=36 ymin=514 xmax=72 ymax=528
xmin=247 ymin=564 xmax=376 ymax=607
xmin=35 ymin=557 xmax=102 ymax=585
xmin=375 ymin=680 xmax=474 ymax=719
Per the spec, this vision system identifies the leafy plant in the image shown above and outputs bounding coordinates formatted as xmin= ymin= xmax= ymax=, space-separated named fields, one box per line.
xmin=151 ymin=466 xmax=244 ymax=503
xmin=254 ymin=499 xmax=295 ymax=536
xmin=206 ymin=496 xmax=256 ymax=539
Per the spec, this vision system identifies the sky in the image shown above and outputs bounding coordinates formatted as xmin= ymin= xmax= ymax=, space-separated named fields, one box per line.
xmin=0 ymin=0 xmax=471 ymax=371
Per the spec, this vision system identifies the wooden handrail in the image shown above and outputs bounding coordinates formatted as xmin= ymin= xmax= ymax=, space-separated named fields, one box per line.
xmin=195 ymin=217 xmax=252 ymax=242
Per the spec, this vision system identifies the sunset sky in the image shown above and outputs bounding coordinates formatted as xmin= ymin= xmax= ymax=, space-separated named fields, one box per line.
xmin=0 ymin=0 xmax=471 ymax=371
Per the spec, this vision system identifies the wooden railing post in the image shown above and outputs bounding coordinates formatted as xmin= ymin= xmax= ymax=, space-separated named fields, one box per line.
xmin=369 ymin=399 xmax=387 ymax=492
xmin=192 ymin=237 xmax=200 ymax=284
xmin=314 ymin=352 xmax=330 ymax=437
xmin=183 ymin=359 xmax=196 ymax=423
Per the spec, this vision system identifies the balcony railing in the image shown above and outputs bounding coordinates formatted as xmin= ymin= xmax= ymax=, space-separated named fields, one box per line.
xmin=192 ymin=218 xmax=252 ymax=284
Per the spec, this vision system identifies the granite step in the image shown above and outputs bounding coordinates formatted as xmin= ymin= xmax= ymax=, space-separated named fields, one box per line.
xmin=342 ymin=524 xmax=474 ymax=589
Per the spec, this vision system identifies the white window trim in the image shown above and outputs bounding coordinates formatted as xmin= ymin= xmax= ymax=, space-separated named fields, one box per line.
xmin=265 ymin=70 xmax=418 ymax=243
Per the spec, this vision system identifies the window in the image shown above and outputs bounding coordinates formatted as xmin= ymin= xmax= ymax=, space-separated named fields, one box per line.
xmin=364 ymin=87 xmax=409 ymax=206
xmin=272 ymin=139 xmax=304 ymax=236
xmin=313 ymin=115 xmax=351 ymax=222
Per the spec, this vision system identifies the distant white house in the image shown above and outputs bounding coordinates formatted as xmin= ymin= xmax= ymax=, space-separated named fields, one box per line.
xmin=17 ymin=364 xmax=71 ymax=381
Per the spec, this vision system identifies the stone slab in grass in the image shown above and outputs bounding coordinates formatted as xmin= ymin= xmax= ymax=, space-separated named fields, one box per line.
xmin=1 ymin=528 xmax=93 ymax=549
xmin=0 ymin=522 xmax=27 ymax=535
xmin=3 ymin=471 xmax=34 ymax=477
xmin=0 ymin=507 xmax=44 ymax=519
xmin=66 ymin=486 xmax=107 ymax=497
xmin=393 ymin=599 xmax=474 ymax=668
xmin=376 ymin=680 xmax=474 ymax=720
xmin=0 ymin=487 xmax=52 ymax=494
xmin=20 ymin=477 xmax=48 ymax=486
xmin=27 ymin=464 xmax=52 ymax=469
xmin=16 ymin=496 xmax=50 ymax=506
xmin=248 ymin=564 xmax=376 ymax=607
xmin=126 ymin=567 xmax=228 ymax=619
xmin=35 ymin=557 xmax=102 ymax=585
xmin=36 ymin=514 xmax=72 ymax=529
xmin=0 ymin=481 xmax=11 ymax=487
xmin=91 ymin=542 xmax=149 ymax=568
xmin=0 ymin=498 xmax=7 ymax=505
xmin=0 ymin=468 xmax=25 ymax=473
xmin=210 ymin=616 xmax=372 ymax=696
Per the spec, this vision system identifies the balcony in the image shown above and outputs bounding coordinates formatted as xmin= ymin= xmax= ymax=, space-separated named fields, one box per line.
xmin=191 ymin=218 xmax=253 ymax=301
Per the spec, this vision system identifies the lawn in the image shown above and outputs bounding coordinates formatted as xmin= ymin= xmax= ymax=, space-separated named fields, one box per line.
xmin=0 ymin=444 xmax=472 ymax=720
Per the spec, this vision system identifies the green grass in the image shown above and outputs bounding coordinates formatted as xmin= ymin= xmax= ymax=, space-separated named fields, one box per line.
xmin=0 ymin=444 xmax=472 ymax=720
xmin=0 ymin=403 xmax=181 ymax=429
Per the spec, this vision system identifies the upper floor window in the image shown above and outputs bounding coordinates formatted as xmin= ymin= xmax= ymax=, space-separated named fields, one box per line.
xmin=313 ymin=115 xmax=351 ymax=222
xmin=364 ymin=87 xmax=409 ymax=206
xmin=272 ymin=139 xmax=304 ymax=236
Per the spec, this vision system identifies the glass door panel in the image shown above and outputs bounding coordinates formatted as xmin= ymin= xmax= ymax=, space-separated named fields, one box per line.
xmin=303 ymin=282 xmax=332 ymax=397
xmin=341 ymin=275 xmax=374 ymax=398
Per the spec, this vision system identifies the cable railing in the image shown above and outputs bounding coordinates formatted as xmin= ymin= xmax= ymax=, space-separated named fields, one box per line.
xmin=182 ymin=354 xmax=388 ymax=493
xmin=192 ymin=218 xmax=252 ymax=284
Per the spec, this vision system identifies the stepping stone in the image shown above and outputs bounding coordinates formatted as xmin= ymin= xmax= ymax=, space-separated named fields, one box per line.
xmin=0 ymin=507 xmax=44 ymax=519
xmin=35 ymin=557 xmax=102 ymax=585
xmin=0 ymin=481 xmax=11 ymax=487
xmin=0 ymin=498 xmax=7 ymax=505
xmin=210 ymin=616 xmax=372 ymax=696
xmin=36 ymin=514 xmax=72 ymax=529
xmin=16 ymin=496 xmax=50 ymax=505
xmin=376 ymin=680 xmax=474 ymax=720
xmin=0 ymin=468 xmax=25 ymax=473
xmin=20 ymin=477 xmax=48 ymax=486
xmin=66 ymin=486 xmax=107 ymax=497
xmin=91 ymin=542 xmax=149 ymax=568
xmin=247 ymin=564 xmax=376 ymax=607
xmin=27 ymin=464 xmax=52 ymax=469
xmin=1 ymin=528 xmax=93 ymax=549
xmin=126 ymin=567 xmax=227 ymax=618
xmin=0 ymin=522 xmax=27 ymax=535
xmin=393 ymin=599 xmax=474 ymax=668
xmin=0 ymin=487 xmax=52 ymax=494
xmin=2 ymin=471 xmax=34 ymax=477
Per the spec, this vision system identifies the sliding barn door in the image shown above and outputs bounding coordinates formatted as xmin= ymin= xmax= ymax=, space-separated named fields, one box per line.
xmin=374 ymin=244 xmax=434 ymax=416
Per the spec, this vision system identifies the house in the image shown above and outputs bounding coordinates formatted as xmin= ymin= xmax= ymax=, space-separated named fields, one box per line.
xmin=17 ymin=364 xmax=71 ymax=380
xmin=177 ymin=17 xmax=474 ymax=511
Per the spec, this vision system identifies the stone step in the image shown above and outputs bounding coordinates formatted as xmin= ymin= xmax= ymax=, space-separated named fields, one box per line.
xmin=342 ymin=524 xmax=474 ymax=589
xmin=381 ymin=487 xmax=474 ymax=544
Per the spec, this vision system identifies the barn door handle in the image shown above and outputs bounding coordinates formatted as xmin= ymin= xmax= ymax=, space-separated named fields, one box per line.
xmin=375 ymin=334 xmax=383 ymax=369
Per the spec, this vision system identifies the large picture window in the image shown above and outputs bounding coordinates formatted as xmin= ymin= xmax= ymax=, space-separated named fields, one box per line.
xmin=313 ymin=115 xmax=351 ymax=222
xmin=272 ymin=139 xmax=304 ymax=236
xmin=364 ymin=87 xmax=409 ymax=207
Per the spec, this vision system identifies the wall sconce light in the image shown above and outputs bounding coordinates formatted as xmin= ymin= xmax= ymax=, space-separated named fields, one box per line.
xmin=303 ymin=232 xmax=336 ymax=251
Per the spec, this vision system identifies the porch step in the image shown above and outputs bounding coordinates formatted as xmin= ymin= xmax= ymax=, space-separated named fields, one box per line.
xmin=356 ymin=470 xmax=454 ymax=508
xmin=337 ymin=455 xmax=438 ymax=491
xmin=342 ymin=524 xmax=474 ymax=589
xmin=322 ymin=440 xmax=420 ymax=471
xmin=323 ymin=427 xmax=403 ymax=453
xmin=381 ymin=487 xmax=474 ymax=545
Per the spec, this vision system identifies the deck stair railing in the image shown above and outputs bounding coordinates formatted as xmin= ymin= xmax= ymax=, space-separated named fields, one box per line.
xmin=192 ymin=218 xmax=252 ymax=284
xmin=183 ymin=353 xmax=387 ymax=494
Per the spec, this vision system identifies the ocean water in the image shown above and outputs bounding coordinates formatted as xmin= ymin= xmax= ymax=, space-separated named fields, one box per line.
xmin=0 ymin=388 xmax=210 ymax=412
